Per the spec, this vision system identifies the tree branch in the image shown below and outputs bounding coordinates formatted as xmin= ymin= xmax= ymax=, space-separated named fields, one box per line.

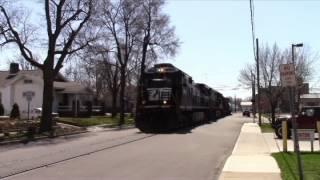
xmin=0 ymin=6 xmax=43 ymax=69
xmin=54 ymin=1 xmax=92 ymax=76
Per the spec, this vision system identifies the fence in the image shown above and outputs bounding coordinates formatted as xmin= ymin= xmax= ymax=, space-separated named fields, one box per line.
xmin=57 ymin=105 xmax=104 ymax=117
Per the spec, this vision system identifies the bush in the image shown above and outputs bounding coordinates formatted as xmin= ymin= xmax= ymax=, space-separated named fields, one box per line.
xmin=10 ymin=103 xmax=20 ymax=119
xmin=0 ymin=103 xmax=4 ymax=116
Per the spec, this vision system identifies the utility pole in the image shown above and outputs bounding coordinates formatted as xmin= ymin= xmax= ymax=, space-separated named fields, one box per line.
xmin=291 ymin=43 xmax=304 ymax=180
xmin=251 ymin=72 xmax=256 ymax=123
xmin=234 ymin=94 xmax=236 ymax=112
xmin=256 ymin=38 xmax=261 ymax=126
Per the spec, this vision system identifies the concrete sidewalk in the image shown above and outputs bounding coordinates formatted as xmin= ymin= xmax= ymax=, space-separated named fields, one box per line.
xmin=219 ymin=123 xmax=281 ymax=180
xmin=263 ymin=133 xmax=320 ymax=152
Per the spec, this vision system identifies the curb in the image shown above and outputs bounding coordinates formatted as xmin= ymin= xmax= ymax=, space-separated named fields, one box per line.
xmin=0 ymin=129 xmax=88 ymax=146
xmin=0 ymin=125 xmax=136 ymax=146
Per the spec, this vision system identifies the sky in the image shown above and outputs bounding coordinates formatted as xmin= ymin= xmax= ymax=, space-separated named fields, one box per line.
xmin=163 ymin=0 xmax=320 ymax=99
xmin=1 ymin=0 xmax=320 ymax=99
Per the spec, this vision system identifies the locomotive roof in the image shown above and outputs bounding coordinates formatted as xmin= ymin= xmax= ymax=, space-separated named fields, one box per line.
xmin=154 ymin=63 xmax=175 ymax=68
xmin=146 ymin=63 xmax=193 ymax=77
xmin=146 ymin=63 xmax=225 ymax=97
xmin=146 ymin=63 xmax=179 ymax=73
xmin=195 ymin=83 xmax=222 ymax=96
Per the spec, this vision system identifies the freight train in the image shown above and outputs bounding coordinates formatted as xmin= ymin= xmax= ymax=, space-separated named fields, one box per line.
xmin=135 ymin=63 xmax=231 ymax=132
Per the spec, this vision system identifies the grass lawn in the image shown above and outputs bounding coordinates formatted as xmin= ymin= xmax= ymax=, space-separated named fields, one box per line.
xmin=262 ymin=113 xmax=271 ymax=119
xmin=260 ymin=123 xmax=274 ymax=133
xmin=272 ymin=152 xmax=320 ymax=180
xmin=0 ymin=132 xmax=26 ymax=142
xmin=58 ymin=116 xmax=134 ymax=127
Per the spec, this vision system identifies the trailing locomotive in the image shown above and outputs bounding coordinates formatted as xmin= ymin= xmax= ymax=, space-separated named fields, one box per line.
xmin=135 ymin=63 xmax=231 ymax=132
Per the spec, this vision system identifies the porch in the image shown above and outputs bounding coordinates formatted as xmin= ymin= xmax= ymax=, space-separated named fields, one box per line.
xmin=53 ymin=82 xmax=103 ymax=117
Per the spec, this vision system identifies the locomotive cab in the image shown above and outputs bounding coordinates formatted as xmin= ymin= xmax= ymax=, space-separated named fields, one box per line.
xmin=143 ymin=77 xmax=174 ymax=107
xmin=135 ymin=64 xmax=180 ymax=132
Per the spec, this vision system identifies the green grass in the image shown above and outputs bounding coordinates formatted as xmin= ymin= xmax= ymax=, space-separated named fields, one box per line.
xmin=260 ymin=123 xmax=274 ymax=133
xmin=0 ymin=132 xmax=26 ymax=142
xmin=262 ymin=113 xmax=271 ymax=119
xmin=58 ymin=116 xmax=134 ymax=127
xmin=272 ymin=152 xmax=320 ymax=180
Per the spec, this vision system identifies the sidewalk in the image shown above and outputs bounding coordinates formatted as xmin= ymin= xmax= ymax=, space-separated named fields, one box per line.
xmin=219 ymin=123 xmax=281 ymax=180
xmin=263 ymin=133 xmax=320 ymax=152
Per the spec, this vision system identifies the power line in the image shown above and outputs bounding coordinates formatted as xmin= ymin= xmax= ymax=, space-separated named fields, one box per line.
xmin=249 ymin=0 xmax=256 ymax=60
xmin=249 ymin=0 xmax=262 ymax=125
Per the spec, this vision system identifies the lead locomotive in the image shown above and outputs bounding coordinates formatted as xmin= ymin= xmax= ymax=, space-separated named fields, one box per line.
xmin=135 ymin=63 xmax=231 ymax=132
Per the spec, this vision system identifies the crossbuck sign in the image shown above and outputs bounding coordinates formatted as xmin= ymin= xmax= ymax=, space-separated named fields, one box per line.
xmin=23 ymin=91 xmax=35 ymax=101
xmin=280 ymin=64 xmax=296 ymax=87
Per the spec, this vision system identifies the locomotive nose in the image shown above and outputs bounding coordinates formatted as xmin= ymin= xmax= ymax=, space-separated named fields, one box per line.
xmin=146 ymin=88 xmax=172 ymax=104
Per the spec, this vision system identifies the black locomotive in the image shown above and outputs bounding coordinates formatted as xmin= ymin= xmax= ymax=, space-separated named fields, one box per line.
xmin=135 ymin=63 xmax=231 ymax=132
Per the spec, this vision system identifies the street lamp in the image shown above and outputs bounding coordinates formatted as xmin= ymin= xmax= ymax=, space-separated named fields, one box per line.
xmin=291 ymin=42 xmax=304 ymax=180
xmin=292 ymin=43 xmax=303 ymax=65
xmin=291 ymin=43 xmax=303 ymax=111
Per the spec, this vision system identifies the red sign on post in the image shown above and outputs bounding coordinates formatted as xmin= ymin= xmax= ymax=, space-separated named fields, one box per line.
xmin=280 ymin=64 xmax=296 ymax=87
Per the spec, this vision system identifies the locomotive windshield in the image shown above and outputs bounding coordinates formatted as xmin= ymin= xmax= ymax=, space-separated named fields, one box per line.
xmin=146 ymin=78 xmax=172 ymax=88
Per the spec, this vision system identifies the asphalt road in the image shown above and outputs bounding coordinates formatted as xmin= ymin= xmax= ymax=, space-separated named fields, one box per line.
xmin=1 ymin=113 xmax=251 ymax=180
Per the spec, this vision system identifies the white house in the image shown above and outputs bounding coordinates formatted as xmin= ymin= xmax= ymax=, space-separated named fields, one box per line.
xmin=0 ymin=63 xmax=93 ymax=119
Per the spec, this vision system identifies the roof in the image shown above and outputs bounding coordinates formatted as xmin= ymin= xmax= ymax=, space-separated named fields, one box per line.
xmin=300 ymin=93 xmax=320 ymax=99
xmin=0 ymin=70 xmax=42 ymax=87
xmin=240 ymin=101 xmax=252 ymax=106
xmin=54 ymin=81 xmax=92 ymax=94
xmin=0 ymin=69 xmax=91 ymax=94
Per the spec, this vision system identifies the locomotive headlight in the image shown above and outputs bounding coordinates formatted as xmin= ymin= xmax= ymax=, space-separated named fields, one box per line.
xmin=163 ymin=100 xmax=167 ymax=104
xmin=158 ymin=68 xmax=164 ymax=73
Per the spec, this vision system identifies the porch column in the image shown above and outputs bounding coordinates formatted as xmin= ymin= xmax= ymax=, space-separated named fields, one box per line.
xmin=75 ymin=94 xmax=78 ymax=117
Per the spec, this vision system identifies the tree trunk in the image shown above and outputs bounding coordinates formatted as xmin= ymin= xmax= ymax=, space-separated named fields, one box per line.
xmin=111 ymin=89 xmax=118 ymax=118
xmin=119 ymin=66 xmax=126 ymax=126
xmin=270 ymin=105 xmax=276 ymax=125
xmin=39 ymin=67 xmax=54 ymax=132
xmin=135 ymin=36 xmax=149 ymax=120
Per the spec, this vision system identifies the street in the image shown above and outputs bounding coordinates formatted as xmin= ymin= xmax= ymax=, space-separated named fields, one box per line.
xmin=1 ymin=113 xmax=250 ymax=180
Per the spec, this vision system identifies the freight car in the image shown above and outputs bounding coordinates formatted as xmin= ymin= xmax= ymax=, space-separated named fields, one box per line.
xmin=135 ymin=63 xmax=230 ymax=132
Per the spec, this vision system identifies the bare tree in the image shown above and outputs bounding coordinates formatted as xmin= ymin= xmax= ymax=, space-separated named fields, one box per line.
xmin=239 ymin=63 xmax=256 ymax=88
xmin=239 ymin=43 xmax=314 ymax=124
xmin=259 ymin=44 xmax=284 ymax=124
xmin=98 ymin=0 xmax=143 ymax=126
xmin=62 ymin=0 xmax=179 ymax=124
xmin=101 ymin=58 xmax=120 ymax=117
xmin=7 ymin=55 xmax=40 ymax=70
xmin=0 ymin=0 xmax=95 ymax=132
xmin=135 ymin=0 xmax=180 ymax=117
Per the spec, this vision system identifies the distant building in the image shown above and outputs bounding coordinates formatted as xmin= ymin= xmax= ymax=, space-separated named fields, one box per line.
xmin=300 ymin=93 xmax=320 ymax=107
xmin=257 ymin=83 xmax=309 ymax=113
xmin=0 ymin=63 xmax=93 ymax=119
xmin=240 ymin=101 xmax=252 ymax=112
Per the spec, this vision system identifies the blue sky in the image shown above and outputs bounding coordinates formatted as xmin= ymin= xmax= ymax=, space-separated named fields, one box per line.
xmin=1 ymin=0 xmax=320 ymax=99
xmin=163 ymin=0 xmax=320 ymax=98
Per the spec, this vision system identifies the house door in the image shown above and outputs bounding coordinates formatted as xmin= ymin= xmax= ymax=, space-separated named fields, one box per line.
xmin=72 ymin=99 xmax=80 ymax=117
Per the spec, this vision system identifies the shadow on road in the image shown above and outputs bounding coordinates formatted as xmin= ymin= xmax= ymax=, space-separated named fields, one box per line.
xmin=139 ymin=115 xmax=230 ymax=135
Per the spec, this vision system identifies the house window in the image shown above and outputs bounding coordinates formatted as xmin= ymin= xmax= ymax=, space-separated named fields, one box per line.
xmin=24 ymin=79 xmax=33 ymax=84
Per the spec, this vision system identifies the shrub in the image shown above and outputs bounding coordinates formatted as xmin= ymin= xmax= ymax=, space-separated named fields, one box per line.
xmin=0 ymin=103 xmax=4 ymax=116
xmin=10 ymin=103 xmax=20 ymax=119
